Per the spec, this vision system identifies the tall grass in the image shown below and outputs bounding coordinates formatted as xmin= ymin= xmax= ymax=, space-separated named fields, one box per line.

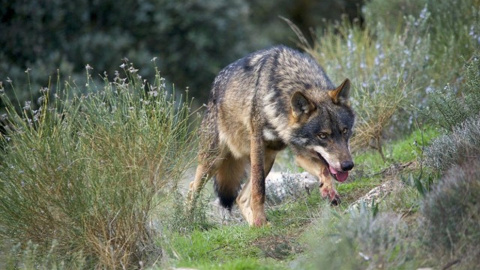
xmin=300 ymin=11 xmax=432 ymax=155
xmin=0 ymin=63 xmax=197 ymax=268
xmin=296 ymin=0 xmax=480 ymax=154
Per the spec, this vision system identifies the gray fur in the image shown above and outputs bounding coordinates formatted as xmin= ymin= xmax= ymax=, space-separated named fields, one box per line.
xmin=189 ymin=45 xmax=355 ymax=225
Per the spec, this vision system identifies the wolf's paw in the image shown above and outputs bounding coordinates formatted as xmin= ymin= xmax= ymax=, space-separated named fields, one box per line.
xmin=185 ymin=191 xmax=196 ymax=212
xmin=253 ymin=215 xmax=269 ymax=227
xmin=330 ymin=194 xmax=341 ymax=205
xmin=321 ymin=186 xmax=341 ymax=205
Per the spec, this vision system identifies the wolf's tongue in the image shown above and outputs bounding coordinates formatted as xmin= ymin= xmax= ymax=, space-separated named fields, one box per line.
xmin=329 ymin=166 xmax=349 ymax=182
xmin=336 ymin=171 xmax=348 ymax=182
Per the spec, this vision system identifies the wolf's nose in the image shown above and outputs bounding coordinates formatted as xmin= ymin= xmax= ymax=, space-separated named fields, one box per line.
xmin=341 ymin=160 xmax=354 ymax=171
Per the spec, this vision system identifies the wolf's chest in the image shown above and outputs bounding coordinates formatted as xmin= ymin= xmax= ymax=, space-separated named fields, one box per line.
xmin=263 ymin=128 xmax=287 ymax=151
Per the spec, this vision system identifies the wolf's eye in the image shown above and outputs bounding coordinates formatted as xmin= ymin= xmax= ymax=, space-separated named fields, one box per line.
xmin=342 ymin=128 xmax=348 ymax=134
xmin=318 ymin=133 xmax=327 ymax=139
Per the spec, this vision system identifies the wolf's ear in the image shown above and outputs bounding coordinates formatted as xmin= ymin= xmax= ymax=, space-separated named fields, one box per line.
xmin=291 ymin=91 xmax=315 ymax=119
xmin=328 ymin=78 xmax=350 ymax=105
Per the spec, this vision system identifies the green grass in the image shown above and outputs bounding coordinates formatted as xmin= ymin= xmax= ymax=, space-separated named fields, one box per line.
xmin=165 ymin=226 xmax=271 ymax=267
xmin=191 ymin=258 xmax=281 ymax=270
xmin=335 ymin=126 xmax=439 ymax=203
xmin=161 ymin=191 xmax=326 ymax=269
xmin=388 ymin=127 xmax=439 ymax=162
xmin=337 ymin=177 xmax=381 ymax=201
xmin=353 ymin=125 xmax=439 ymax=170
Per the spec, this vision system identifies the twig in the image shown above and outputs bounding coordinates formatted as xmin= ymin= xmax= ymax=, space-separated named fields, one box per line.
xmin=442 ymin=259 xmax=461 ymax=270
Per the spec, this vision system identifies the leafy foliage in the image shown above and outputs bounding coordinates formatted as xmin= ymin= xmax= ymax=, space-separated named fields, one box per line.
xmin=0 ymin=0 xmax=254 ymax=104
xmin=0 ymin=0 xmax=364 ymax=109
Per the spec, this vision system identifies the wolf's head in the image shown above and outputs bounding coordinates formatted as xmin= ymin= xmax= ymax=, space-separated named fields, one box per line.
xmin=289 ymin=79 xmax=355 ymax=182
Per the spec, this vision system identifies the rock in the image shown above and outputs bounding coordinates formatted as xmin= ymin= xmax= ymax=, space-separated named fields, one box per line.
xmin=348 ymin=180 xmax=395 ymax=211
xmin=207 ymin=171 xmax=320 ymax=224
xmin=265 ymin=172 xmax=319 ymax=205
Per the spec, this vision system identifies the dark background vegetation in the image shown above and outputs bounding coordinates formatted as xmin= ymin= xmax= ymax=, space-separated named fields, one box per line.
xmin=0 ymin=0 xmax=363 ymax=104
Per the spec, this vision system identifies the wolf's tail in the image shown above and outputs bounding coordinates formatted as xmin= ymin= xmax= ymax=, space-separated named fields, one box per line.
xmin=212 ymin=153 xmax=246 ymax=210
xmin=214 ymin=177 xmax=238 ymax=210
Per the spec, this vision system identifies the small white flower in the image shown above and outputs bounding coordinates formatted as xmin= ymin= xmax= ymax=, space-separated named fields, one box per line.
xmin=128 ymin=66 xmax=138 ymax=73
xmin=419 ymin=6 xmax=428 ymax=20
xmin=148 ymin=90 xmax=158 ymax=97
xmin=23 ymin=101 xmax=31 ymax=111
xmin=425 ymin=86 xmax=434 ymax=94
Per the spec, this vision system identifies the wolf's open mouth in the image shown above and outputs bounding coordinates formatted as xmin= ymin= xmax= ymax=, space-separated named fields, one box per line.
xmin=315 ymin=152 xmax=349 ymax=182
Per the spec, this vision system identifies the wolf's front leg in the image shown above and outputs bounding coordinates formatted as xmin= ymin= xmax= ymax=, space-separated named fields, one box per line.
xmin=241 ymin=130 xmax=268 ymax=227
xmin=237 ymin=149 xmax=277 ymax=226
xmin=250 ymin=168 xmax=267 ymax=227
xmin=318 ymin=165 xmax=341 ymax=205
xmin=295 ymin=155 xmax=340 ymax=205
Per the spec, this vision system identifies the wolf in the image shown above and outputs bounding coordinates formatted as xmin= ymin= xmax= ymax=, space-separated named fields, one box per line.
xmin=187 ymin=45 xmax=355 ymax=227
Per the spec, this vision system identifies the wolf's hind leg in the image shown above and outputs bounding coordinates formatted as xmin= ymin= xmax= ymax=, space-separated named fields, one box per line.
xmin=188 ymin=164 xmax=212 ymax=199
xmin=186 ymin=154 xmax=223 ymax=212
xmin=236 ymin=179 xmax=253 ymax=224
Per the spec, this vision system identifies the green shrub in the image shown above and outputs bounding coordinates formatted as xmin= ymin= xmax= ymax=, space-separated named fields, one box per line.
xmin=304 ymin=11 xmax=431 ymax=154
xmin=424 ymin=114 xmax=480 ymax=171
xmin=363 ymin=0 xmax=426 ymax=32
xmin=303 ymin=0 xmax=479 ymax=153
xmin=365 ymin=0 xmax=480 ymax=80
xmin=421 ymin=159 xmax=480 ymax=268
xmin=0 ymin=64 xmax=197 ymax=268
xmin=429 ymin=55 xmax=480 ymax=131
xmin=298 ymin=204 xmax=417 ymax=269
